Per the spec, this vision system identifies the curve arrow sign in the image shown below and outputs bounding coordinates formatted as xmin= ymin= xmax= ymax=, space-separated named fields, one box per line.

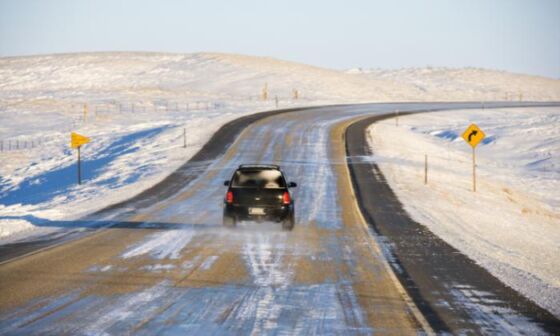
xmin=468 ymin=130 xmax=478 ymax=142
xmin=462 ymin=124 xmax=485 ymax=148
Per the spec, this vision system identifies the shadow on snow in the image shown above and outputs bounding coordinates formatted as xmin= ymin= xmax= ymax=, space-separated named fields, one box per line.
xmin=0 ymin=126 xmax=169 ymax=206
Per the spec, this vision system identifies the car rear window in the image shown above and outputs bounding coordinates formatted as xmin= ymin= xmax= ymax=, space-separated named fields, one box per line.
xmin=232 ymin=169 xmax=286 ymax=189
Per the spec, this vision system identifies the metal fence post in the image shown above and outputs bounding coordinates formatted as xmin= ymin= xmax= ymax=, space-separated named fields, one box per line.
xmin=424 ymin=154 xmax=428 ymax=185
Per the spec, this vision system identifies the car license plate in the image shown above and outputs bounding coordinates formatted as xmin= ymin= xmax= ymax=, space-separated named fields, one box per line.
xmin=249 ymin=207 xmax=265 ymax=215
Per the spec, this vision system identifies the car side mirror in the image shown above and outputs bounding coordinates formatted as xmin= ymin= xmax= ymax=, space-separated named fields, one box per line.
xmin=288 ymin=182 xmax=297 ymax=188
xmin=224 ymin=180 xmax=229 ymax=186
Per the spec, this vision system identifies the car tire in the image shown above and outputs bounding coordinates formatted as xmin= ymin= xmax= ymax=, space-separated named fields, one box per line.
xmin=223 ymin=214 xmax=236 ymax=228
xmin=282 ymin=213 xmax=295 ymax=231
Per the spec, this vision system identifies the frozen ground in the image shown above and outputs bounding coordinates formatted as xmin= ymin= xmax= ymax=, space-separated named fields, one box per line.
xmin=1 ymin=52 xmax=559 ymax=243
xmin=348 ymin=67 xmax=560 ymax=102
xmin=0 ymin=109 xmax=247 ymax=240
xmin=367 ymin=107 xmax=560 ymax=318
xmin=0 ymin=52 xmax=324 ymax=241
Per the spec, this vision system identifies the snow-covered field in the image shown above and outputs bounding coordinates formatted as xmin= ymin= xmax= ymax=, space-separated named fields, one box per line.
xmin=348 ymin=67 xmax=560 ymax=102
xmin=0 ymin=52 xmax=327 ymax=241
xmin=367 ymin=107 xmax=560 ymax=318
xmin=1 ymin=52 xmax=559 ymax=247
xmin=0 ymin=109 xmax=248 ymax=240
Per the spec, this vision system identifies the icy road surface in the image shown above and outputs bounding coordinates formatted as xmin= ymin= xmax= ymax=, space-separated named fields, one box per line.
xmin=0 ymin=103 xmax=557 ymax=335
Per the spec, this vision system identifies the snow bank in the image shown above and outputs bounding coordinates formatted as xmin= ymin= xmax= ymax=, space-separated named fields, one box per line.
xmin=367 ymin=107 xmax=560 ymax=317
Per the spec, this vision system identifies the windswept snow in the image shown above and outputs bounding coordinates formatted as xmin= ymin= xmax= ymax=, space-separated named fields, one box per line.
xmin=0 ymin=51 xmax=559 ymax=243
xmin=0 ymin=111 xmax=245 ymax=240
xmin=348 ymin=67 xmax=560 ymax=101
xmin=121 ymin=230 xmax=196 ymax=260
xmin=367 ymin=107 xmax=560 ymax=317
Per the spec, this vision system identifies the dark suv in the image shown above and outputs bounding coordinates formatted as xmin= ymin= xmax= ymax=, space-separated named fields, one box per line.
xmin=223 ymin=164 xmax=297 ymax=230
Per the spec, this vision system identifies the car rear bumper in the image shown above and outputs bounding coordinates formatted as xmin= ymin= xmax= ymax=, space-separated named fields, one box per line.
xmin=224 ymin=204 xmax=293 ymax=222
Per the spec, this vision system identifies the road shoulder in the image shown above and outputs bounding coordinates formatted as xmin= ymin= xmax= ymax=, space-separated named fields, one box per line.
xmin=345 ymin=111 xmax=560 ymax=334
xmin=330 ymin=115 xmax=433 ymax=334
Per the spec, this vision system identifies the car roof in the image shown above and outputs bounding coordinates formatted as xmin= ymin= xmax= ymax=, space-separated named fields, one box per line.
xmin=237 ymin=164 xmax=280 ymax=170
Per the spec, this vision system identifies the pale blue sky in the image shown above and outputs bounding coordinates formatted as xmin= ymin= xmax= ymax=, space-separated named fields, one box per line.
xmin=1 ymin=0 xmax=559 ymax=78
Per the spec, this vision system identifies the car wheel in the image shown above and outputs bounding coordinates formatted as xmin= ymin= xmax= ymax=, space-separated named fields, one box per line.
xmin=282 ymin=214 xmax=295 ymax=231
xmin=223 ymin=214 xmax=236 ymax=228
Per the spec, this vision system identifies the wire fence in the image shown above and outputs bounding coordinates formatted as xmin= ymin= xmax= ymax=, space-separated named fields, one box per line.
xmin=0 ymin=96 xmax=309 ymax=153
xmin=0 ymin=132 xmax=76 ymax=153
xmin=1 ymin=138 xmax=45 ymax=152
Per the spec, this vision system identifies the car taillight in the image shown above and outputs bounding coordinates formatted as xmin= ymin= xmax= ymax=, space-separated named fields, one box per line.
xmin=226 ymin=191 xmax=233 ymax=204
xmin=282 ymin=191 xmax=291 ymax=205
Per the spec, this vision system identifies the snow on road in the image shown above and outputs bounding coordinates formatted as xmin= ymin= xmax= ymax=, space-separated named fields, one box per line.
xmin=1 ymin=52 xmax=559 ymax=244
xmin=0 ymin=110 xmax=254 ymax=240
xmin=1 ymin=51 xmax=559 ymax=332
xmin=0 ymin=52 xmax=337 ymax=241
xmin=367 ymin=107 xmax=560 ymax=317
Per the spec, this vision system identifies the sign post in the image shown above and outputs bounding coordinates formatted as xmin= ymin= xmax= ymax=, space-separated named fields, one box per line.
xmin=461 ymin=124 xmax=485 ymax=192
xmin=71 ymin=132 xmax=91 ymax=185
xmin=77 ymin=146 xmax=82 ymax=184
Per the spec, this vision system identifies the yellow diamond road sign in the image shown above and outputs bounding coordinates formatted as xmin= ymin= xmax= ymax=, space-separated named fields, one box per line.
xmin=462 ymin=124 xmax=485 ymax=148
xmin=71 ymin=132 xmax=90 ymax=149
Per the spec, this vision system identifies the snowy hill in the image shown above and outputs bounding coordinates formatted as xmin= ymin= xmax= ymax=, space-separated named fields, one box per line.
xmin=2 ymin=52 xmax=559 ymax=107
xmin=1 ymin=52 xmax=558 ymax=140
xmin=0 ymin=52 xmax=415 ymax=105
xmin=347 ymin=66 xmax=560 ymax=101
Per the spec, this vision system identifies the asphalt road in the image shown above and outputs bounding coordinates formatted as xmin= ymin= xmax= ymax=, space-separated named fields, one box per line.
xmin=0 ymin=102 xmax=558 ymax=335
xmin=346 ymin=110 xmax=560 ymax=335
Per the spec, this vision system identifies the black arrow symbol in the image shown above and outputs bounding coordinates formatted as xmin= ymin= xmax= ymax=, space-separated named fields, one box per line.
xmin=468 ymin=130 xmax=478 ymax=142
